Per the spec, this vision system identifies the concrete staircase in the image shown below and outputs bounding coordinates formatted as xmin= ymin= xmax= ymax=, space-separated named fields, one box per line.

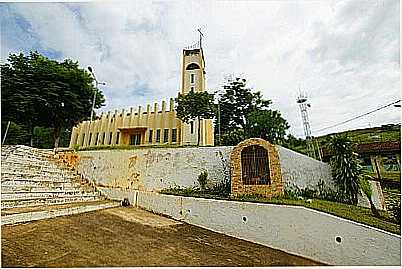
xmin=1 ymin=145 xmax=104 ymax=209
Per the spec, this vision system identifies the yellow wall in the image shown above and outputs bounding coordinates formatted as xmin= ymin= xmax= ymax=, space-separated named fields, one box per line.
xmin=70 ymin=98 xmax=183 ymax=148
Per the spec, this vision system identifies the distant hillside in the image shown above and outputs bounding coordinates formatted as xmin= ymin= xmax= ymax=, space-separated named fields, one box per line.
xmin=288 ymin=124 xmax=401 ymax=156
xmin=316 ymin=123 xmax=401 ymax=144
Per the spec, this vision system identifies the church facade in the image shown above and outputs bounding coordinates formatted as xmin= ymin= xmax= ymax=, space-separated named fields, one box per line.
xmin=69 ymin=46 xmax=214 ymax=148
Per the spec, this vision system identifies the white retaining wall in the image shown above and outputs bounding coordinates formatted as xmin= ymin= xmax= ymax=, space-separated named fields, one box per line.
xmin=78 ymin=145 xmax=335 ymax=191
xmin=78 ymin=147 xmax=232 ymax=191
xmin=277 ymin=146 xmax=335 ymax=190
xmin=103 ymin=189 xmax=401 ymax=266
xmin=78 ymin=146 xmax=383 ymax=209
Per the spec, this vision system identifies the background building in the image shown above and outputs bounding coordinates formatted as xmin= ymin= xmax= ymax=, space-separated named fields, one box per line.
xmin=69 ymin=46 xmax=214 ymax=148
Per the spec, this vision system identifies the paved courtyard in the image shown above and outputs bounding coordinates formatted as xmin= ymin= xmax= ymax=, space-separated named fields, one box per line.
xmin=2 ymin=207 xmax=322 ymax=267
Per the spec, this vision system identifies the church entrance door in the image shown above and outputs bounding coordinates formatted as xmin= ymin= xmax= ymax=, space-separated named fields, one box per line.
xmin=130 ymin=134 xmax=141 ymax=145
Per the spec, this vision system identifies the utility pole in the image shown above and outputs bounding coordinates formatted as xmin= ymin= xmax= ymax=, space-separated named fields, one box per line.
xmin=217 ymin=101 xmax=221 ymax=145
xmin=2 ymin=121 xmax=11 ymax=145
xmin=86 ymin=66 xmax=106 ymax=147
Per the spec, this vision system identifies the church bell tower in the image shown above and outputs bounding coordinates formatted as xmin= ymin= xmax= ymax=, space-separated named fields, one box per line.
xmin=179 ymin=31 xmax=214 ymax=146
xmin=181 ymin=47 xmax=206 ymax=94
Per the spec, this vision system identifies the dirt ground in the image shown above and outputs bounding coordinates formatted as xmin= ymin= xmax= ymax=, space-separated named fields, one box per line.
xmin=2 ymin=207 xmax=323 ymax=267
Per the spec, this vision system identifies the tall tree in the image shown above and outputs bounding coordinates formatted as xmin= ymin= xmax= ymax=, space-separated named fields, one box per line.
xmin=175 ymin=90 xmax=215 ymax=146
xmin=216 ymin=77 xmax=289 ymax=145
xmin=246 ymin=110 xmax=289 ymax=144
xmin=282 ymin=134 xmax=308 ymax=153
xmin=1 ymin=51 xmax=105 ymax=148
xmin=1 ymin=53 xmax=43 ymax=146
xmin=218 ymin=77 xmax=271 ymax=134
xmin=327 ymin=134 xmax=361 ymax=205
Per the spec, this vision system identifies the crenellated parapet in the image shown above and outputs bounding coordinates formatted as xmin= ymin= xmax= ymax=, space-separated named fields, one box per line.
xmin=69 ymin=98 xmax=182 ymax=148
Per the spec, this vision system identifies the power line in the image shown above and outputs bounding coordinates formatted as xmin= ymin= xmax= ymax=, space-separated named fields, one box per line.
xmin=315 ymin=99 xmax=401 ymax=133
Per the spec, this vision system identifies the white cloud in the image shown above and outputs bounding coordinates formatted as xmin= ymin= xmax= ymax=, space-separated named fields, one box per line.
xmin=1 ymin=0 xmax=400 ymax=138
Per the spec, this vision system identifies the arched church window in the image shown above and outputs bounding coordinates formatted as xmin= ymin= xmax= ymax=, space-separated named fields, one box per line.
xmin=241 ymin=145 xmax=270 ymax=185
xmin=186 ymin=63 xmax=200 ymax=70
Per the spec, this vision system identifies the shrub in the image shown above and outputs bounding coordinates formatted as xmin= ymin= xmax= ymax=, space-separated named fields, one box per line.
xmin=72 ymin=144 xmax=80 ymax=151
xmin=285 ymin=181 xmax=348 ymax=204
xmin=208 ymin=179 xmax=231 ymax=197
xmin=197 ymin=171 xmax=208 ymax=192
xmin=327 ymin=135 xmax=361 ymax=205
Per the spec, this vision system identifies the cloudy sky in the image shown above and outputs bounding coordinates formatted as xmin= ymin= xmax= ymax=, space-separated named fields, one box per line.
xmin=1 ymin=0 xmax=400 ymax=138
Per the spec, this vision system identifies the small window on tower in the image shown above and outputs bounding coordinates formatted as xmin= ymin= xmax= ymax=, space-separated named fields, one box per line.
xmin=190 ymin=73 xmax=195 ymax=84
xmin=190 ymin=86 xmax=194 ymax=92
xmin=186 ymin=63 xmax=200 ymax=70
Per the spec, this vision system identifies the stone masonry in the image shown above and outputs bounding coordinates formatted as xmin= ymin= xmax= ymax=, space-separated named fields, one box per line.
xmin=230 ymin=138 xmax=283 ymax=198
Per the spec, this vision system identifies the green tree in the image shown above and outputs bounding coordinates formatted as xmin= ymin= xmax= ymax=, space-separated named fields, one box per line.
xmin=220 ymin=128 xmax=246 ymax=146
xmin=1 ymin=52 xmax=43 ymax=146
xmin=216 ymin=77 xmax=289 ymax=145
xmin=1 ymin=51 xmax=105 ymax=148
xmin=218 ymin=77 xmax=271 ymax=135
xmin=175 ymin=90 xmax=215 ymax=146
xmin=246 ymin=110 xmax=289 ymax=144
xmin=1 ymin=121 xmax=30 ymax=145
xmin=281 ymin=134 xmax=308 ymax=154
xmin=327 ymin=134 xmax=361 ymax=205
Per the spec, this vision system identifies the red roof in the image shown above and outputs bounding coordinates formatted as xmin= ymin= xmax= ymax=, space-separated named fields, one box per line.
xmin=356 ymin=141 xmax=401 ymax=154
xmin=322 ymin=140 xmax=401 ymax=158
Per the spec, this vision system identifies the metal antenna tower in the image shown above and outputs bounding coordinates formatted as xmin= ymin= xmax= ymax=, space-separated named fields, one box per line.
xmin=296 ymin=91 xmax=316 ymax=158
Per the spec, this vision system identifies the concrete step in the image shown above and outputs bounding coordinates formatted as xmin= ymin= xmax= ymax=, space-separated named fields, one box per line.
xmin=1 ymin=177 xmax=73 ymax=184
xmin=2 ymin=162 xmax=68 ymax=172
xmin=2 ymin=193 xmax=99 ymax=201
xmin=1 ymin=200 xmax=119 ymax=225
xmin=2 ymin=169 xmax=75 ymax=178
xmin=1 ymin=188 xmax=86 ymax=194
xmin=3 ymin=156 xmax=57 ymax=165
xmin=1 ymin=145 xmax=102 ymax=211
xmin=1 ymin=195 xmax=102 ymax=209
xmin=2 ymin=181 xmax=78 ymax=189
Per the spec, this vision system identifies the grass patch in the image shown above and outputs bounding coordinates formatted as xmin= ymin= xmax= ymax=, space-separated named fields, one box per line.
xmin=236 ymin=195 xmax=400 ymax=235
xmin=160 ymin=189 xmax=400 ymax=235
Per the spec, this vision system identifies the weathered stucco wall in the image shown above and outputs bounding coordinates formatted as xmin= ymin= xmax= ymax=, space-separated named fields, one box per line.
xmin=78 ymin=145 xmax=334 ymax=193
xmin=77 ymin=145 xmax=384 ymax=209
xmin=276 ymin=146 xmax=385 ymax=209
xmin=100 ymin=190 xmax=401 ymax=266
xmin=276 ymin=145 xmax=335 ymax=191
xmin=77 ymin=147 xmax=232 ymax=191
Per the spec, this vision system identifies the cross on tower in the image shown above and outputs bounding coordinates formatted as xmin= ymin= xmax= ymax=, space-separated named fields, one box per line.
xmin=197 ymin=28 xmax=204 ymax=49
